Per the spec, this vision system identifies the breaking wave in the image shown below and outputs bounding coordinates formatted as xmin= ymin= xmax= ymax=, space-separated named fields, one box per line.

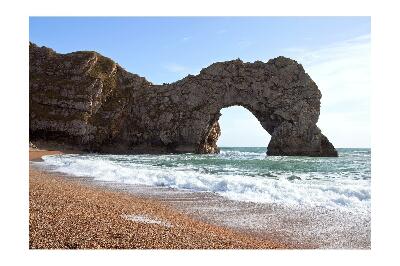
xmin=35 ymin=148 xmax=371 ymax=214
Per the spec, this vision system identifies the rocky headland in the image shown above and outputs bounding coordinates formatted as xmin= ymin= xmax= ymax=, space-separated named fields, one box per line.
xmin=29 ymin=42 xmax=337 ymax=156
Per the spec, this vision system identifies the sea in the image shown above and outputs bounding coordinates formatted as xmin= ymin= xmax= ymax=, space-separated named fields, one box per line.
xmin=36 ymin=147 xmax=371 ymax=215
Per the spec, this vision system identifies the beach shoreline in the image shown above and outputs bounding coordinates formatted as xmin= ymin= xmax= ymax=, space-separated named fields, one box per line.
xmin=29 ymin=148 xmax=370 ymax=249
xmin=29 ymin=149 xmax=289 ymax=249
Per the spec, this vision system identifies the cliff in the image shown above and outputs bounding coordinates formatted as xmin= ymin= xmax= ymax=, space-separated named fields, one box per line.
xmin=29 ymin=42 xmax=337 ymax=157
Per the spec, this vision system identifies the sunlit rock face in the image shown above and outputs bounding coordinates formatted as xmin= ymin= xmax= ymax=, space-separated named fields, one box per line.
xmin=29 ymin=43 xmax=337 ymax=157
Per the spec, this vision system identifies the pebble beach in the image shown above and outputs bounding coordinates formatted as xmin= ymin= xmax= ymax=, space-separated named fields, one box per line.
xmin=29 ymin=150 xmax=288 ymax=249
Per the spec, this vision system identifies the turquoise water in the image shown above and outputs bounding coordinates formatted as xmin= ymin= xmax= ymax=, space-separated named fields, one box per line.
xmin=38 ymin=147 xmax=371 ymax=213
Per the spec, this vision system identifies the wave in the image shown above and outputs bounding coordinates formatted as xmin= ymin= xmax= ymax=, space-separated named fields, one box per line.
xmin=36 ymin=154 xmax=371 ymax=214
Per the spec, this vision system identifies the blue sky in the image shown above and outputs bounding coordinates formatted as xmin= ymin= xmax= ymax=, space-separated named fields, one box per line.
xmin=30 ymin=17 xmax=371 ymax=147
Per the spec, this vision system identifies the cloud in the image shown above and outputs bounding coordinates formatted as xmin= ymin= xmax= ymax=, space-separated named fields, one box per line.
xmin=181 ymin=36 xmax=191 ymax=42
xmin=283 ymin=34 xmax=371 ymax=147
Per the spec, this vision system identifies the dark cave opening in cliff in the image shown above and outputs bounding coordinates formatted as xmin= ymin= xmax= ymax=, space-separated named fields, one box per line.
xmin=216 ymin=106 xmax=271 ymax=148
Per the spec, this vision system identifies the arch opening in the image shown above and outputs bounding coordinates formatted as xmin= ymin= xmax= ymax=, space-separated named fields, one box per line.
xmin=217 ymin=106 xmax=271 ymax=148
xmin=198 ymin=105 xmax=273 ymax=154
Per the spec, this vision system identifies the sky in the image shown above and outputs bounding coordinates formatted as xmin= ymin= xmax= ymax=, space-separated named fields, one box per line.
xmin=29 ymin=17 xmax=371 ymax=148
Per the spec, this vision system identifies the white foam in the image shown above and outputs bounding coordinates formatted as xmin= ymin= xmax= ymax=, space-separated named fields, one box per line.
xmin=37 ymin=154 xmax=371 ymax=214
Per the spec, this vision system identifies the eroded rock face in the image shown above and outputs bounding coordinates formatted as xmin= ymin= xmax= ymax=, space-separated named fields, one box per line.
xmin=29 ymin=43 xmax=337 ymax=157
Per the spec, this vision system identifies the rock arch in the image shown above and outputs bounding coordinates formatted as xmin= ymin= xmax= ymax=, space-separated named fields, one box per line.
xmin=29 ymin=43 xmax=338 ymax=157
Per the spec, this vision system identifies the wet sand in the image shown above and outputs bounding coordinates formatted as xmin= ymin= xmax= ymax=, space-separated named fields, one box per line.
xmin=29 ymin=150 xmax=288 ymax=249
xmin=85 ymin=181 xmax=371 ymax=249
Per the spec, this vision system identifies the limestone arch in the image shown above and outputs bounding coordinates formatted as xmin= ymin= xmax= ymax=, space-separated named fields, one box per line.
xmin=169 ymin=57 xmax=338 ymax=157
xmin=29 ymin=43 xmax=338 ymax=157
